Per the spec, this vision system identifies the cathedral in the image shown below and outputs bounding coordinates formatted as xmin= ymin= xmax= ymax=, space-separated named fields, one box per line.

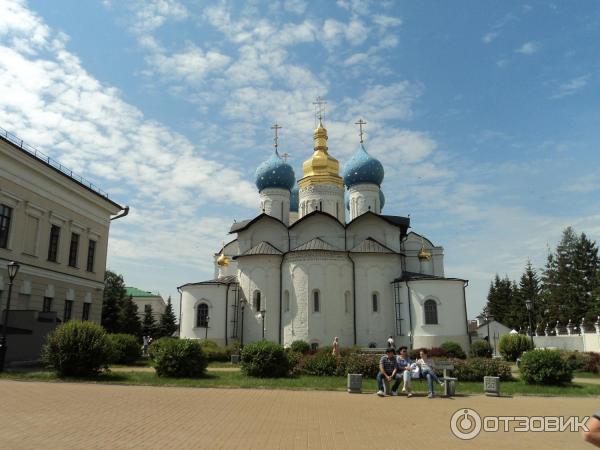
xmin=179 ymin=115 xmax=470 ymax=351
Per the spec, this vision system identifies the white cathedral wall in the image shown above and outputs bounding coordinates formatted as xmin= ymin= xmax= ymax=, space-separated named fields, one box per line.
xmin=237 ymin=255 xmax=282 ymax=344
xmin=237 ymin=220 xmax=288 ymax=254
xmin=289 ymin=214 xmax=345 ymax=250
xmin=348 ymin=183 xmax=380 ymax=219
xmin=353 ymin=254 xmax=401 ymax=347
xmin=299 ymin=184 xmax=345 ymax=223
xmin=404 ymin=279 xmax=469 ymax=351
xmin=346 ymin=214 xmax=401 ymax=252
xmin=179 ymin=284 xmax=227 ymax=345
xmin=282 ymin=252 xmax=354 ymax=347
xmin=259 ymin=188 xmax=290 ymax=225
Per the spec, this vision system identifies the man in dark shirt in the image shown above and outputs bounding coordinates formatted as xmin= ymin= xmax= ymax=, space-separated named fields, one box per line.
xmin=377 ymin=348 xmax=400 ymax=396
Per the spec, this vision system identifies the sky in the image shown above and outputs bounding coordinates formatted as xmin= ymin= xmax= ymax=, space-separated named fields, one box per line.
xmin=1 ymin=0 xmax=599 ymax=320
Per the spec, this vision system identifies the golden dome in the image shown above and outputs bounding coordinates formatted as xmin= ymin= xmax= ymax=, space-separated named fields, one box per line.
xmin=418 ymin=244 xmax=431 ymax=261
xmin=299 ymin=119 xmax=343 ymax=188
xmin=217 ymin=252 xmax=230 ymax=267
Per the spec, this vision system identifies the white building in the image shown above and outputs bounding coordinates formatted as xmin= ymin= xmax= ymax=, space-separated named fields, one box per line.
xmin=179 ymin=119 xmax=470 ymax=351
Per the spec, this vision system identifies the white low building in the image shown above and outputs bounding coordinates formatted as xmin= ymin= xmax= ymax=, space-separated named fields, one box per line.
xmin=179 ymin=119 xmax=470 ymax=351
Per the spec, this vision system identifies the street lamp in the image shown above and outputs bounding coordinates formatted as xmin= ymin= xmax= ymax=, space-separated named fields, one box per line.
xmin=240 ymin=298 xmax=247 ymax=348
xmin=0 ymin=261 xmax=20 ymax=372
xmin=204 ymin=315 xmax=210 ymax=340
xmin=525 ymin=299 xmax=534 ymax=348
xmin=260 ymin=309 xmax=266 ymax=340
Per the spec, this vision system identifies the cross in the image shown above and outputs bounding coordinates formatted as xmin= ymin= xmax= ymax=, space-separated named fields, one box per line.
xmin=281 ymin=152 xmax=290 ymax=162
xmin=312 ymin=96 xmax=327 ymax=123
xmin=355 ymin=119 xmax=367 ymax=143
xmin=271 ymin=123 xmax=282 ymax=151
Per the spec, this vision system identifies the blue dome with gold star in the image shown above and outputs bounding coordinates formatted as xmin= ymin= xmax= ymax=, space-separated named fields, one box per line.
xmin=342 ymin=144 xmax=384 ymax=188
xmin=290 ymin=185 xmax=299 ymax=212
xmin=255 ymin=151 xmax=296 ymax=191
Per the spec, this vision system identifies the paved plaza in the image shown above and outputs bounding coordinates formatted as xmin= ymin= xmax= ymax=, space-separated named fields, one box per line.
xmin=0 ymin=380 xmax=596 ymax=449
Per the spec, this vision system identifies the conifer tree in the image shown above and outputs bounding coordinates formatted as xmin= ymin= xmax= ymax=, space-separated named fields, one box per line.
xmin=515 ymin=261 xmax=541 ymax=331
xmin=158 ymin=296 xmax=178 ymax=338
xmin=101 ymin=270 xmax=126 ymax=333
xmin=142 ymin=305 xmax=158 ymax=337
xmin=118 ymin=294 xmax=142 ymax=337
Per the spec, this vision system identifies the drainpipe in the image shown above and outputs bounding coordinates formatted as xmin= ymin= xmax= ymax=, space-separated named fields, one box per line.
xmin=110 ymin=206 xmax=130 ymax=221
xmin=406 ymin=281 xmax=413 ymax=349
xmin=344 ymin=226 xmax=357 ymax=346
xmin=278 ymin=226 xmax=291 ymax=345
xmin=225 ymin=283 xmax=230 ymax=346
xmin=463 ymin=280 xmax=471 ymax=346
xmin=177 ymin=286 xmax=182 ymax=337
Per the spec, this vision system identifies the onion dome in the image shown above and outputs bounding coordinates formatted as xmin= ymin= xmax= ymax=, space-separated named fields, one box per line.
xmin=290 ymin=185 xmax=299 ymax=212
xmin=255 ymin=150 xmax=296 ymax=191
xmin=342 ymin=144 xmax=384 ymax=188
xmin=379 ymin=190 xmax=385 ymax=210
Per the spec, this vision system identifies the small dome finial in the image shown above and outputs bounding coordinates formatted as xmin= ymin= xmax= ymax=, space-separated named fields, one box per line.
xmin=355 ymin=118 xmax=367 ymax=144
xmin=418 ymin=237 xmax=431 ymax=261
xmin=217 ymin=241 xmax=230 ymax=267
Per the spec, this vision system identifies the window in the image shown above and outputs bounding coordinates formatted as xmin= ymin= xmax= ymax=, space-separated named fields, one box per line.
xmin=82 ymin=303 xmax=91 ymax=321
xmin=86 ymin=240 xmax=96 ymax=272
xmin=0 ymin=204 xmax=12 ymax=249
xmin=253 ymin=291 xmax=261 ymax=311
xmin=313 ymin=290 xmax=320 ymax=313
xmin=197 ymin=303 xmax=209 ymax=327
xmin=42 ymin=297 xmax=53 ymax=312
xmin=68 ymin=233 xmax=79 ymax=267
xmin=310 ymin=342 xmax=319 ymax=350
xmin=47 ymin=225 xmax=60 ymax=262
xmin=63 ymin=300 xmax=73 ymax=321
xmin=372 ymin=293 xmax=379 ymax=313
xmin=284 ymin=291 xmax=290 ymax=313
xmin=424 ymin=299 xmax=438 ymax=325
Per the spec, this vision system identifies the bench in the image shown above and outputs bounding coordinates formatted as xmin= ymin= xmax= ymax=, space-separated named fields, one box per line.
xmin=435 ymin=360 xmax=457 ymax=397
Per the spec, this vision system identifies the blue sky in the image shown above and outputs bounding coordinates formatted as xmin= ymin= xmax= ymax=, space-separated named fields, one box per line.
xmin=1 ymin=0 xmax=599 ymax=319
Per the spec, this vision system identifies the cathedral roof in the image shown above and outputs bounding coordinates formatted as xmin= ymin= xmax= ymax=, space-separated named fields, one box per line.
xmin=292 ymin=237 xmax=341 ymax=252
xmin=341 ymin=143 xmax=384 ymax=188
xmin=229 ymin=213 xmax=286 ymax=233
xmin=347 ymin=211 xmax=410 ymax=235
xmin=235 ymin=241 xmax=283 ymax=258
xmin=393 ymin=271 xmax=467 ymax=283
xmin=350 ymin=237 xmax=397 ymax=254
xmin=255 ymin=150 xmax=296 ymax=192
xmin=178 ymin=275 xmax=238 ymax=289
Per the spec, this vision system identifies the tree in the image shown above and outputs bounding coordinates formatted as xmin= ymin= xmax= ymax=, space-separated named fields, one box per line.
xmin=102 ymin=270 xmax=126 ymax=333
xmin=572 ymin=232 xmax=600 ymax=322
xmin=118 ymin=295 xmax=142 ymax=337
xmin=142 ymin=305 xmax=158 ymax=337
xmin=515 ymin=261 xmax=541 ymax=332
xmin=158 ymin=296 xmax=178 ymax=338
xmin=486 ymin=274 xmax=515 ymax=327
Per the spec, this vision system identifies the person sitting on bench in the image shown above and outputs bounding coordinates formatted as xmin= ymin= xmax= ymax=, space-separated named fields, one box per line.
xmin=416 ymin=348 xmax=444 ymax=398
xmin=396 ymin=346 xmax=414 ymax=397
xmin=376 ymin=348 xmax=400 ymax=397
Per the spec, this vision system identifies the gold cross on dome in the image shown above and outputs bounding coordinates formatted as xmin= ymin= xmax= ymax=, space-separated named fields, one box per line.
xmin=312 ymin=96 xmax=327 ymax=123
xmin=281 ymin=152 xmax=290 ymax=162
xmin=355 ymin=119 xmax=367 ymax=143
xmin=271 ymin=123 xmax=282 ymax=150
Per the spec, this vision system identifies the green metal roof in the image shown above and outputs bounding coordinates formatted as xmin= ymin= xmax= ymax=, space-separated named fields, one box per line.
xmin=125 ymin=287 xmax=161 ymax=298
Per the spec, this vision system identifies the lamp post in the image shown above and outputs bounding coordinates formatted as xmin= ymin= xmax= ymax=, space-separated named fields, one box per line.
xmin=525 ymin=299 xmax=534 ymax=348
xmin=204 ymin=315 xmax=210 ymax=340
xmin=240 ymin=298 xmax=247 ymax=348
xmin=260 ymin=309 xmax=266 ymax=340
xmin=0 ymin=261 xmax=20 ymax=372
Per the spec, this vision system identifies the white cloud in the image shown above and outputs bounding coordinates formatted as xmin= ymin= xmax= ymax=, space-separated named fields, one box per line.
xmin=372 ymin=15 xmax=402 ymax=29
xmin=550 ymin=75 xmax=589 ymax=99
xmin=482 ymin=31 xmax=499 ymax=44
xmin=283 ymin=0 xmax=307 ymax=15
xmin=515 ymin=41 xmax=539 ymax=55
xmin=147 ymin=44 xmax=231 ymax=83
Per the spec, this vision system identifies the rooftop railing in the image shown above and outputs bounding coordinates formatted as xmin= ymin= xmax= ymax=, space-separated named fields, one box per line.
xmin=0 ymin=125 xmax=109 ymax=198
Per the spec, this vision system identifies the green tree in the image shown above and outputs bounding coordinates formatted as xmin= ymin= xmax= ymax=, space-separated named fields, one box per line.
xmin=101 ymin=270 xmax=126 ymax=333
xmin=142 ymin=305 xmax=158 ymax=337
xmin=572 ymin=232 xmax=599 ymax=322
xmin=118 ymin=294 xmax=142 ymax=337
xmin=486 ymin=274 xmax=515 ymax=327
xmin=513 ymin=261 xmax=541 ymax=332
xmin=158 ymin=296 xmax=178 ymax=338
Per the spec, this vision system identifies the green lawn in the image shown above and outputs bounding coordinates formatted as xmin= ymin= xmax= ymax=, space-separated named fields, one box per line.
xmin=2 ymin=369 xmax=600 ymax=396
xmin=574 ymin=371 xmax=600 ymax=379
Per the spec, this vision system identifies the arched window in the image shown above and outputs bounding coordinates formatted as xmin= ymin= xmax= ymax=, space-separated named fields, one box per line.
xmin=196 ymin=303 xmax=209 ymax=327
xmin=313 ymin=290 xmax=320 ymax=313
xmin=344 ymin=291 xmax=351 ymax=314
xmin=284 ymin=290 xmax=290 ymax=313
xmin=424 ymin=299 xmax=438 ymax=325
xmin=372 ymin=292 xmax=379 ymax=313
xmin=253 ymin=291 xmax=261 ymax=311
xmin=310 ymin=342 xmax=319 ymax=350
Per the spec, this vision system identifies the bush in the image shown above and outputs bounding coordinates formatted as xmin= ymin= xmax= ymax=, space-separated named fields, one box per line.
xmin=409 ymin=347 xmax=447 ymax=360
xmin=562 ymin=351 xmax=600 ymax=374
xmin=286 ymin=350 xmax=303 ymax=376
xmin=107 ymin=333 xmax=141 ymax=364
xmin=42 ymin=321 xmax=112 ymax=377
xmin=344 ymin=353 xmax=380 ymax=378
xmin=470 ymin=340 xmax=493 ymax=358
xmin=450 ymin=358 xmax=512 ymax=381
xmin=149 ymin=338 xmax=208 ymax=377
xmin=498 ymin=334 xmax=533 ymax=361
xmin=297 ymin=351 xmax=338 ymax=376
xmin=241 ymin=341 xmax=289 ymax=377
xmin=520 ymin=349 xmax=573 ymax=385
xmin=441 ymin=341 xmax=466 ymax=359
xmin=199 ymin=340 xmax=230 ymax=362
xmin=290 ymin=340 xmax=311 ymax=354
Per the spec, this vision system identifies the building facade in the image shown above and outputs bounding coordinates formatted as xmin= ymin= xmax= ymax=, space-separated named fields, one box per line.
xmin=0 ymin=129 xmax=125 ymax=362
xmin=179 ymin=119 xmax=470 ymax=351
xmin=125 ymin=286 xmax=166 ymax=321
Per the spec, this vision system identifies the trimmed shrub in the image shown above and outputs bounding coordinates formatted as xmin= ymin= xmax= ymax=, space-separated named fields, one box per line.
xmin=42 ymin=321 xmax=112 ymax=377
xmin=441 ymin=341 xmax=466 ymax=359
xmin=498 ymin=334 xmax=533 ymax=361
xmin=449 ymin=357 xmax=512 ymax=381
xmin=286 ymin=350 xmax=303 ymax=376
xmin=470 ymin=340 xmax=493 ymax=358
xmin=298 ymin=351 xmax=338 ymax=376
xmin=241 ymin=341 xmax=289 ymax=377
xmin=149 ymin=338 xmax=207 ymax=378
xmin=199 ymin=340 xmax=230 ymax=362
xmin=290 ymin=340 xmax=311 ymax=355
xmin=107 ymin=333 xmax=141 ymax=364
xmin=344 ymin=353 xmax=380 ymax=378
xmin=520 ymin=349 xmax=573 ymax=385
xmin=409 ymin=347 xmax=447 ymax=360
xmin=562 ymin=351 xmax=600 ymax=374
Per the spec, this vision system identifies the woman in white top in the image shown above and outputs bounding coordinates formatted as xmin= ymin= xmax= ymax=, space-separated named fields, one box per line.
xmin=332 ymin=337 xmax=340 ymax=356
xmin=416 ymin=348 xmax=444 ymax=398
